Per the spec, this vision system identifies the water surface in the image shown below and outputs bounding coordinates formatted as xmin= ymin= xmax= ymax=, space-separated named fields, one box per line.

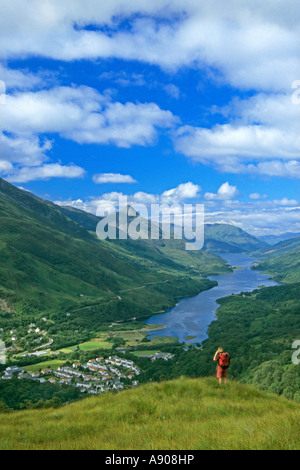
xmin=145 ymin=253 xmax=279 ymax=344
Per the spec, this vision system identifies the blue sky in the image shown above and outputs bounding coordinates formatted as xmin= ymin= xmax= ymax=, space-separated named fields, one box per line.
xmin=0 ymin=1 xmax=299 ymax=236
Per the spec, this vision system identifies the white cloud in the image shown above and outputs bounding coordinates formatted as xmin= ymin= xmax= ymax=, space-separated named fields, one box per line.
xmin=0 ymin=86 xmax=177 ymax=147
xmin=205 ymin=182 xmax=239 ymax=201
xmin=161 ymin=182 xmax=201 ymax=204
xmin=0 ymin=64 xmax=54 ymax=91
xmin=205 ymin=205 xmax=300 ymax=237
xmin=1 ymin=1 xmax=299 ymax=192
xmin=0 ymin=160 xmax=13 ymax=173
xmin=249 ymin=193 xmax=268 ymax=200
xmin=174 ymin=91 xmax=300 ymax=178
xmin=273 ymin=197 xmax=299 ymax=207
xmin=249 ymin=161 xmax=300 ymax=179
xmin=0 ymin=1 xmax=299 ymax=92
xmin=93 ymin=173 xmax=137 ymax=184
xmin=6 ymin=163 xmax=86 ymax=183
xmin=0 ymin=131 xmax=86 ymax=184
xmin=0 ymin=84 xmax=177 ymax=181
xmin=55 ymin=198 xmax=99 ymax=215
xmin=72 ymin=100 xmax=177 ymax=147
xmin=55 ymin=182 xmax=201 ymax=216
xmin=164 ymin=84 xmax=181 ymax=99
xmin=0 ymin=132 xmax=52 ymax=167
xmin=132 ymin=192 xmax=159 ymax=204
xmin=175 ymin=124 xmax=300 ymax=166
xmin=98 ymin=71 xmax=146 ymax=88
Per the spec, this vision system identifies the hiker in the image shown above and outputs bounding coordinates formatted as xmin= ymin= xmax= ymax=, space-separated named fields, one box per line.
xmin=213 ymin=347 xmax=230 ymax=384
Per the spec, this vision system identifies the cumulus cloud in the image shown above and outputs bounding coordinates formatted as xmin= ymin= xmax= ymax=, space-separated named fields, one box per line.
xmin=249 ymin=193 xmax=268 ymax=200
xmin=0 ymin=132 xmax=52 ymax=167
xmin=0 ymin=160 xmax=13 ymax=173
xmin=249 ymin=161 xmax=300 ymax=179
xmin=93 ymin=173 xmax=137 ymax=184
xmin=0 ymin=1 xmax=299 ymax=92
xmin=1 ymin=0 xmax=299 ymax=192
xmin=0 ymin=64 xmax=54 ymax=91
xmin=204 ymin=182 xmax=239 ymax=201
xmin=273 ymin=197 xmax=299 ymax=206
xmin=174 ymin=91 xmax=300 ymax=178
xmin=6 ymin=163 xmax=86 ymax=184
xmin=0 ymin=86 xmax=177 ymax=147
xmin=1 ymin=2 xmax=299 ymax=182
xmin=175 ymin=123 xmax=300 ymax=166
xmin=205 ymin=205 xmax=300 ymax=237
xmin=0 ymin=84 xmax=177 ymax=181
xmin=55 ymin=182 xmax=201 ymax=216
xmin=161 ymin=182 xmax=201 ymax=204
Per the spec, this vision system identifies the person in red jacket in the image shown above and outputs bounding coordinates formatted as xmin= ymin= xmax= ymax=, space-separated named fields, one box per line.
xmin=213 ymin=347 xmax=230 ymax=384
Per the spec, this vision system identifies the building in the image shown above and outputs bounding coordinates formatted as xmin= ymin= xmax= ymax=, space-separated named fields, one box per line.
xmin=4 ymin=366 xmax=24 ymax=376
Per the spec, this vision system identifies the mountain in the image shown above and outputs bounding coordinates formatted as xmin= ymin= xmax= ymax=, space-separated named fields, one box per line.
xmin=0 ymin=178 xmax=230 ymax=349
xmin=59 ymin=206 xmax=102 ymax=233
xmin=264 ymin=235 xmax=300 ymax=254
xmin=0 ymin=377 xmax=299 ymax=450
xmin=259 ymin=232 xmax=300 ymax=246
xmin=61 ymin=205 xmax=268 ymax=255
xmin=204 ymin=224 xmax=269 ymax=254
xmin=254 ymin=235 xmax=300 ymax=282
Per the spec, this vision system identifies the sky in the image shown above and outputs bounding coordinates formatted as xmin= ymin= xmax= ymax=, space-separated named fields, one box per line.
xmin=0 ymin=0 xmax=299 ymax=236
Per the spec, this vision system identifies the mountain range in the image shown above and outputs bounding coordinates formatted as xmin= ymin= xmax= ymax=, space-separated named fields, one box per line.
xmin=1 ymin=177 xmax=300 ymax=320
xmin=259 ymin=232 xmax=300 ymax=246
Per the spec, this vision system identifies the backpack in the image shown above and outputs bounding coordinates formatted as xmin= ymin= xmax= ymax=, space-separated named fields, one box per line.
xmin=218 ymin=352 xmax=230 ymax=369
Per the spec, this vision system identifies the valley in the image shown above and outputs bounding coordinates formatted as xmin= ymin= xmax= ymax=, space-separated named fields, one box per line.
xmin=0 ymin=178 xmax=299 ymax=424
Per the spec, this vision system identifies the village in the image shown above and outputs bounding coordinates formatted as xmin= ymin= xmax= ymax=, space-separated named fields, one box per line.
xmin=0 ymin=355 xmax=141 ymax=395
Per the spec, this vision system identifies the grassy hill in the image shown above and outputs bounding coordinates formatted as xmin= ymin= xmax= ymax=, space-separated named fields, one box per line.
xmin=0 ymin=177 xmax=228 ymax=318
xmin=256 ymin=248 xmax=300 ymax=283
xmin=0 ymin=377 xmax=299 ymax=450
xmin=204 ymin=224 xmax=268 ymax=254
xmin=264 ymin=235 xmax=300 ymax=255
xmin=254 ymin=235 xmax=300 ymax=282
xmin=0 ymin=177 xmax=231 ymax=352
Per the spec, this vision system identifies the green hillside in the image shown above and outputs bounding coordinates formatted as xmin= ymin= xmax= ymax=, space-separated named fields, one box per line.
xmin=59 ymin=205 xmax=102 ymax=233
xmin=256 ymin=248 xmax=300 ymax=283
xmin=267 ymin=235 xmax=300 ymax=253
xmin=198 ymin=283 xmax=300 ymax=401
xmin=0 ymin=377 xmax=299 ymax=450
xmin=0 ymin=177 xmax=228 ymax=317
xmin=0 ymin=178 xmax=230 ymax=352
xmin=254 ymin=235 xmax=300 ymax=282
xmin=204 ymin=224 xmax=268 ymax=254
